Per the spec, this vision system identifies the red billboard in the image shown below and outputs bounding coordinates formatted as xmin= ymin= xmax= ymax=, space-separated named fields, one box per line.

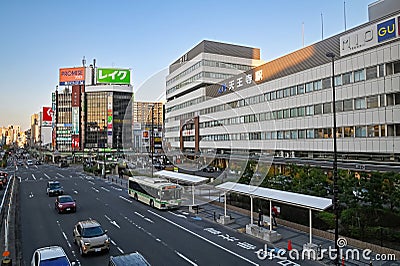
xmin=42 ymin=107 xmax=53 ymax=127
xmin=71 ymin=86 xmax=81 ymax=107
xmin=72 ymin=135 xmax=80 ymax=150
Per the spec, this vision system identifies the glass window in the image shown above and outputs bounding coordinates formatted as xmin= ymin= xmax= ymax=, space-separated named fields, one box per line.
xmin=297 ymin=84 xmax=305 ymax=94
xmin=298 ymin=129 xmax=305 ymax=139
xmin=306 ymin=106 xmax=314 ymax=116
xmin=314 ymin=80 xmax=322 ymax=91
xmin=284 ymin=88 xmax=290 ymax=98
xmin=298 ymin=106 xmax=305 ymax=117
xmin=394 ymin=61 xmax=400 ymax=74
xmin=337 ymin=127 xmax=343 ymax=138
xmin=355 ymin=126 xmax=366 ymax=137
xmin=336 ymin=101 xmax=343 ymax=112
xmin=396 ymin=124 xmax=400 ymax=136
xmin=380 ymin=95 xmax=385 ymax=107
xmin=265 ymin=92 xmax=271 ymax=101
xmin=277 ymin=131 xmax=284 ymax=139
xmin=306 ymin=129 xmax=314 ymax=139
xmin=324 ymin=128 xmax=332 ymax=138
xmin=283 ymin=109 xmax=290 ymax=118
xmin=290 ymin=86 xmax=297 ymax=96
xmin=387 ymin=94 xmax=394 ymax=106
xmin=342 ymin=72 xmax=352 ymax=85
xmin=277 ymin=90 xmax=284 ymax=99
xmin=381 ymin=124 xmax=386 ymax=137
xmin=305 ymin=82 xmax=313 ymax=93
xmin=322 ymin=78 xmax=331 ymax=89
xmin=290 ymin=130 xmax=298 ymax=139
xmin=334 ymin=75 xmax=342 ymax=86
xmin=314 ymin=104 xmax=323 ymax=115
xmin=344 ymin=127 xmax=354 ymax=137
xmin=277 ymin=110 xmax=283 ymax=119
xmin=315 ymin=128 xmax=324 ymax=139
xmin=323 ymin=102 xmax=331 ymax=114
xmin=270 ymin=91 xmax=276 ymax=100
xmin=343 ymin=99 xmax=353 ymax=111
xmin=290 ymin=108 xmax=298 ymax=117
xmin=386 ymin=63 xmax=393 ymax=75
xmin=395 ymin=93 xmax=400 ymax=105
xmin=354 ymin=69 xmax=365 ymax=82
xmin=367 ymin=95 xmax=379 ymax=109
xmin=387 ymin=124 xmax=395 ymax=136
xmin=284 ymin=131 xmax=291 ymax=139
xmin=367 ymin=125 xmax=380 ymax=137
xmin=379 ymin=64 xmax=385 ymax=77
xmin=355 ymin=98 xmax=366 ymax=110
xmin=366 ymin=66 xmax=377 ymax=80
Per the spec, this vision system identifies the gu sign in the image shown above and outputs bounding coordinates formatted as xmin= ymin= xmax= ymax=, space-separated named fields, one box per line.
xmin=340 ymin=16 xmax=399 ymax=56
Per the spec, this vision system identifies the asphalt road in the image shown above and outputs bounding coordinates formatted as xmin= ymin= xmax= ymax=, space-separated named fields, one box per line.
xmin=17 ymin=163 xmax=321 ymax=266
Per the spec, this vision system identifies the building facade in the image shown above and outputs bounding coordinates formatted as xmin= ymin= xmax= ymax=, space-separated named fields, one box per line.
xmin=165 ymin=9 xmax=400 ymax=164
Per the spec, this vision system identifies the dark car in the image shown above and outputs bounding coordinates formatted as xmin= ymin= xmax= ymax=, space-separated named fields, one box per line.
xmin=47 ymin=181 xmax=64 ymax=197
xmin=202 ymin=166 xmax=215 ymax=173
xmin=55 ymin=195 xmax=76 ymax=213
xmin=59 ymin=160 xmax=68 ymax=168
xmin=109 ymin=252 xmax=150 ymax=266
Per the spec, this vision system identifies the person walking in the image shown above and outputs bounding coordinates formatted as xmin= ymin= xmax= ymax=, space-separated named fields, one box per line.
xmin=272 ymin=206 xmax=278 ymax=227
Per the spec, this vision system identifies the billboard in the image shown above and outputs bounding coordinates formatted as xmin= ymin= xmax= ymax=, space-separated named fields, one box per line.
xmin=71 ymin=86 xmax=81 ymax=107
xmin=72 ymin=107 xmax=79 ymax=135
xmin=340 ymin=15 xmax=399 ymax=56
xmin=59 ymin=67 xmax=85 ymax=85
xmin=97 ymin=68 xmax=131 ymax=85
xmin=72 ymin=135 xmax=80 ymax=150
xmin=107 ymin=94 xmax=113 ymax=147
xmin=42 ymin=107 xmax=53 ymax=127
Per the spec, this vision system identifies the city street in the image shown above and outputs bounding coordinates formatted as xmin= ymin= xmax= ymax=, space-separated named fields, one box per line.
xmin=17 ymin=163 xmax=319 ymax=266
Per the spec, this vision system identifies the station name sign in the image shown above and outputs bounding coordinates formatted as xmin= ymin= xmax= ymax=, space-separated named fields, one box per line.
xmin=340 ymin=15 xmax=399 ymax=56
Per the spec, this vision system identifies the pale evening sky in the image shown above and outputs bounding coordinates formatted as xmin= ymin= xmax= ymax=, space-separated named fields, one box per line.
xmin=0 ymin=0 xmax=372 ymax=130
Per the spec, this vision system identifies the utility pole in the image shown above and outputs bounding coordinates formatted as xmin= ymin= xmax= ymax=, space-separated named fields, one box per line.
xmin=151 ymin=105 xmax=154 ymax=178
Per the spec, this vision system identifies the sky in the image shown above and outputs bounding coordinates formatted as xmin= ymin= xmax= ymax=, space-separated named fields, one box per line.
xmin=0 ymin=0 xmax=373 ymax=130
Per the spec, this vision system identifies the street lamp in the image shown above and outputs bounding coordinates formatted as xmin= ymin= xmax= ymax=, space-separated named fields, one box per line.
xmin=102 ymin=119 xmax=106 ymax=179
xmin=151 ymin=104 xmax=155 ymax=178
xmin=326 ymin=51 xmax=339 ymax=265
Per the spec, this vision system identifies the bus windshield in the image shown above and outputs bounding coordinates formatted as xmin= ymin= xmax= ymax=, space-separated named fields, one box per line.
xmin=161 ymin=189 xmax=181 ymax=200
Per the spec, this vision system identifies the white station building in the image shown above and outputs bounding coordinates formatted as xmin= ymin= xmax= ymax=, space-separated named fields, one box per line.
xmin=164 ymin=1 xmax=400 ymax=165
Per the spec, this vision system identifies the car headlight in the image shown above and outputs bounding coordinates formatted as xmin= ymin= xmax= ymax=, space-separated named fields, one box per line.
xmin=83 ymin=242 xmax=90 ymax=246
xmin=58 ymin=204 xmax=62 ymax=208
xmin=105 ymin=238 xmax=110 ymax=244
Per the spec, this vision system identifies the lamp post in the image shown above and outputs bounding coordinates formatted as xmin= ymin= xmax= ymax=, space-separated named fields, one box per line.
xmin=151 ymin=105 xmax=155 ymax=178
xmin=102 ymin=119 xmax=106 ymax=179
xmin=326 ymin=51 xmax=339 ymax=265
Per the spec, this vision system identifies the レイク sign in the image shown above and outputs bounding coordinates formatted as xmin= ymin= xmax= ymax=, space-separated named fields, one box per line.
xmin=340 ymin=15 xmax=399 ymax=56
xmin=97 ymin=68 xmax=131 ymax=85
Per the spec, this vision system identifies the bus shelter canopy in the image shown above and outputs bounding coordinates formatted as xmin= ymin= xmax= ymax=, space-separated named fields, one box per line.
xmin=216 ymin=182 xmax=332 ymax=211
xmin=154 ymin=170 xmax=209 ymax=186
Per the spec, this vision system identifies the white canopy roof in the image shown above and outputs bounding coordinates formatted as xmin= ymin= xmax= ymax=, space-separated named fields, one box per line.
xmin=216 ymin=182 xmax=332 ymax=211
xmin=154 ymin=170 xmax=209 ymax=185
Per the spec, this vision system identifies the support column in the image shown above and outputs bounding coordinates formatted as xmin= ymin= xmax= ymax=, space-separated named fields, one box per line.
xmin=309 ymin=209 xmax=313 ymax=244
xmin=192 ymin=184 xmax=195 ymax=206
xmin=269 ymin=200 xmax=273 ymax=231
xmin=250 ymin=196 xmax=254 ymax=225
xmin=224 ymin=192 xmax=227 ymax=217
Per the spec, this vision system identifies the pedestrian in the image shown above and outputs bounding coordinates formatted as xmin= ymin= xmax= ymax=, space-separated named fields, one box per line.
xmin=272 ymin=206 xmax=278 ymax=227
xmin=258 ymin=208 xmax=263 ymax=227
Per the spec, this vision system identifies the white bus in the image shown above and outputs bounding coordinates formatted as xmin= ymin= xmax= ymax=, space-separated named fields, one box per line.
xmin=128 ymin=176 xmax=182 ymax=209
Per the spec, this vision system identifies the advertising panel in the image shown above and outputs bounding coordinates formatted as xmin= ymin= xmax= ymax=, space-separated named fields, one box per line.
xmin=133 ymin=122 xmax=142 ymax=130
xmin=42 ymin=107 xmax=53 ymax=127
xmin=107 ymin=95 xmax=113 ymax=147
xmin=340 ymin=15 xmax=399 ymax=56
xmin=71 ymin=86 xmax=81 ymax=107
xmin=97 ymin=68 xmax=131 ymax=85
xmin=142 ymin=131 xmax=149 ymax=139
xmin=59 ymin=67 xmax=85 ymax=85
xmin=72 ymin=107 xmax=79 ymax=135
xmin=72 ymin=135 xmax=80 ymax=150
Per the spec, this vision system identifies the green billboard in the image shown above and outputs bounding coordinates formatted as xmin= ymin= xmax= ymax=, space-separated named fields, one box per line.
xmin=97 ymin=68 xmax=131 ymax=85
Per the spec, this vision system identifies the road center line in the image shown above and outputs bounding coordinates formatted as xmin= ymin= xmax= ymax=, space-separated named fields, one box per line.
xmin=57 ymin=173 xmax=65 ymax=178
xmin=31 ymin=174 xmax=36 ymax=180
xmin=44 ymin=173 xmax=51 ymax=179
xmin=119 ymin=196 xmax=132 ymax=203
xmin=148 ymin=210 xmax=259 ymax=266
xmin=101 ymin=187 xmax=110 ymax=192
xmin=134 ymin=211 xmax=145 ymax=218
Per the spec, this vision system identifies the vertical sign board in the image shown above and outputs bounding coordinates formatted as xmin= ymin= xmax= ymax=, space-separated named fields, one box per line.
xmin=72 ymin=135 xmax=80 ymax=150
xmin=42 ymin=107 xmax=53 ymax=127
xmin=51 ymin=92 xmax=56 ymax=148
xmin=72 ymin=108 xmax=79 ymax=135
xmin=107 ymin=94 xmax=113 ymax=147
xmin=71 ymin=86 xmax=81 ymax=149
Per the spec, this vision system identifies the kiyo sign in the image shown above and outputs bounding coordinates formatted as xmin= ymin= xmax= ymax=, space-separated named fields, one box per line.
xmin=97 ymin=68 xmax=131 ymax=85
xmin=340 ymin=15 xmax=399 ymax=56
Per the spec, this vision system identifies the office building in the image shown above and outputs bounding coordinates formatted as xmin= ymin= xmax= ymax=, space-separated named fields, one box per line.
xmin=165 ymin=3 xmax=400 ymax=164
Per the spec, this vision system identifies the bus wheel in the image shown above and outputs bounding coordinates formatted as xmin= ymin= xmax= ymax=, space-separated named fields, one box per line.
xmin=150 ymin=200 xmax=154 ymax=208
xmin=134 ymin=193 xmax=138 ymax=201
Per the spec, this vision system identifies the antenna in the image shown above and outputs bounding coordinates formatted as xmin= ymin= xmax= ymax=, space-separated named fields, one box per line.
xmin=321 ymin=12 xmax=324 ymax=40
xmin=344 ymin=0 xmax=347 ymax=31
xmin=302 ymin=22 xmax=304 ymax=47
xmin=82 ymin=56 xmax=86 ymax=67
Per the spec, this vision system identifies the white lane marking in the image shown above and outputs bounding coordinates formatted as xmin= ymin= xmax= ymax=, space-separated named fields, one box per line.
xmin=148 ymin=210 xmax=259 ymax=266
xmin=117 ymin=247 xmax=124 ymax=254
xmin=62 ymin=232 xmax=72 ymax=248
xmin=44 ymin=173 xmax=51 ymax=179
xmin=144 ymin=218 xmax=154 ymax=224
xmin=175 ymin=251 xmax=198 ymax=266
xmin=112 ymin=186 xmax=123 ymax=191
xmin=105 ymin=215 xmax=120 ymax=229
xmin=134 ymin=212 xmax=145 ymax=218
xmin=73 ymin=190 xmax=78 ymax=194
xmin=31 ymin=174 xmax=36 ymax=180
xmin=168 ymin=211 xmax=187 ymax=219
xmin=34 ymin=165 xmax=38 ymax=169
xmin=18 ymin=177 xmax=21 ymax=183
xmin=29 ymin=192 xmax=34 ymax=198
xmin=88 ymin=181 xmax=95 ymax=185
xmin=101 ymin=187 xmax=110 ymax=192
xmin=91 ymin=187 xmax=99 ymax=193
xmin=57 ymin=173 xmax=64 ymax=178
xmin=110 ymin=239 xmax=116 ymax=245
xmin=119 ymin=196 xmax=132 ymax=203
